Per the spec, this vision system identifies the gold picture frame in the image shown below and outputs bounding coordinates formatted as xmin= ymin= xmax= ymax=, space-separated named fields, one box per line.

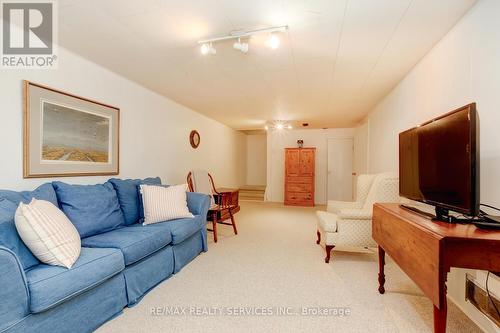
xmin=23 ymin=80 xmax=120 ymax=178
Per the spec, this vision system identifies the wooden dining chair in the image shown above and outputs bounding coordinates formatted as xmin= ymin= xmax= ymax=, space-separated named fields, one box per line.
xmin=187 ymin=171 xmax=238 ymax=243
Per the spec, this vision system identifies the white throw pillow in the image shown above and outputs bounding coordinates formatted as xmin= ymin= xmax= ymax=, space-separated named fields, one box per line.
xmin=140 ymin=184 xmax=194 ymax=225
xmin=15 ymin=199 xmax=81 ymax=269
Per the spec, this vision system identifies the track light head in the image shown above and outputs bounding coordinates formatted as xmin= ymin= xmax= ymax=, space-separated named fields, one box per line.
xmin=233 ymin=39 xmax=249 ymax=53
xmin=200 ymin=43 xmax=216 ymax=55
xmin=267 ymin=33 xmax=280 ymax=50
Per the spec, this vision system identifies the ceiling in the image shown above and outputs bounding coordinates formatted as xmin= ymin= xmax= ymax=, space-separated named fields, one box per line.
xmin=57 ymin=0 xmax=476 ymax=130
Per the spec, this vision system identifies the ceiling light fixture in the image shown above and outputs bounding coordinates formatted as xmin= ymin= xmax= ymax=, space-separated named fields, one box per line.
xmin=233 ymin=38 xmax=249 ymax=54
xmin=267 ymin=33 xmax=280 ymax=49
xmin=200 ymin=42 xmax=216 ymax=55
xmin=265 ymin=121 xmax=293 ymax=131
xmin=198 ymin=25 xmax=288 ymax=55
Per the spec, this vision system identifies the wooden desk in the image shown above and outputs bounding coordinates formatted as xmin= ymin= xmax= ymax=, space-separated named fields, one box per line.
xmin=372 ymin=203 xmax=500 ymax=333
xmin=215 ymin=188 xmax=240 ymax=220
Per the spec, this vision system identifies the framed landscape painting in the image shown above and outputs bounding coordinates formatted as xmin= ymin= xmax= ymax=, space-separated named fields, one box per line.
xmin=24 ymin=81 xmax=120 ymax=178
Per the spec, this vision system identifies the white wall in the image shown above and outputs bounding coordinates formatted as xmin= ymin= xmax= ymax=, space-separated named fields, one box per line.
xmin=364 ymin=0 xmax=500 ymax=331
xmin=266 ymin=128 xmax=355 ymax=205
xmin=246 ymin=134 xmax=267 ymax=185
xmin=354 ymin=121 xmax=369 ymax=176
xmin=0 ymin=46 xmax=246 ymax=190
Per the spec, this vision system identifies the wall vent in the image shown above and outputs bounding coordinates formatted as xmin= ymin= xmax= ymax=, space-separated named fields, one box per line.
xmin=466 ymin=274 xmax=500 ymax=326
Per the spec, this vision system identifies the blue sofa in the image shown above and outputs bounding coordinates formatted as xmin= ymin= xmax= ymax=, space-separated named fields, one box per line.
xmin=0 ymin=178 xmax=211 ymax=333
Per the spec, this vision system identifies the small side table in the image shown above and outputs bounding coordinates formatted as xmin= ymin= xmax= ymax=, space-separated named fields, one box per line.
xmin=215 ymin=188 xmax=240 ymax=220
xmin=207 ymin=188 xmax=240 ymax=242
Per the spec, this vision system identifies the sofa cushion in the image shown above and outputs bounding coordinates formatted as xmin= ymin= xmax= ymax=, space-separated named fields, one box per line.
xmin=146 ymin=215 xmax=204 ymax=245
xmin=26 ymin=247 xmax=124 ymax=313
xmin=15 ymin=199 xmax=81 ymax=269
xmin=81 ymin=225 xmax=172 ymax=266
xmin=0 ymin=199 xmax=40 ymax=269
xmin=53 ymin=182 xmax=125 ymax=238
xmin=108 ymin=177 xmax=161 ymax=225
xmin=0 ymin=183 xmax=58 ymax=207
xmin=141 ymin=184 xmax=194 ymax=225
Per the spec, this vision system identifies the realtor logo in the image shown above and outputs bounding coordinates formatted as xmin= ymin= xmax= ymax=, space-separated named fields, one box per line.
xmin=1 ymin=0 xmax=57 ymax=68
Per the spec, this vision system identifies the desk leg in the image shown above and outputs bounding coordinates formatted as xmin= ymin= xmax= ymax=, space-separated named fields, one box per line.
xmin=212 ymin=212 xmax=218 ymax=243
xmin=378 ymin=246 xmax=386 ymax=294
xmin=433 ymin=302 xmax=447 ymax=333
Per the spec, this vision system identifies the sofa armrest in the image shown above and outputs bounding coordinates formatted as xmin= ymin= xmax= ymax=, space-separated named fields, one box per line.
xmin=186 ymin=192 xmax=211 ymax=217
xmin=327 ymin=201 xmax=362 ymax=214
xmin=338 ymin=209 xmax=372 ymax=220
xmin=0 ymin=246 xmax=30 ymax=331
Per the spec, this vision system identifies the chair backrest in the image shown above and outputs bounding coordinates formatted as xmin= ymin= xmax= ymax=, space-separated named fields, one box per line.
xmin=187 ymin=170 xmax=216 ymax=205
xmin=362 ymin=172 xmax=400 ymax=212
xmin=355 ymin=174 xmax=376 ymax=205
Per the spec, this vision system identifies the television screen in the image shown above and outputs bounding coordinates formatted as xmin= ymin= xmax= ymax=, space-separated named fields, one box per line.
xmin=399 ymin=103 xmax=479 ymax=217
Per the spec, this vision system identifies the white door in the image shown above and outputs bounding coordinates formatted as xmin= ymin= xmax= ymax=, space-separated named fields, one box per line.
xmin=327 ymin=138 xmax=354 ymax=201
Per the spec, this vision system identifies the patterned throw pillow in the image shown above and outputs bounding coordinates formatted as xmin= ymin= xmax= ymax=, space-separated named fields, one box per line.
xmin=140 ymin=184 xmax=194 ymax=225
xmin=15 ymin=199 xmax=81 ymax=269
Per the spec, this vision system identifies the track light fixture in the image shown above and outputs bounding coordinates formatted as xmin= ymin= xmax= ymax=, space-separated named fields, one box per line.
xmin=198 ymin=25 xmax=288 ymax=55
xmin=233 ymin=38 xmax=249 ymax=54
xmin=267 ymin=33 xmax=280 ymax=50
xmin=200 ymin=42 xmax=216 ymax=55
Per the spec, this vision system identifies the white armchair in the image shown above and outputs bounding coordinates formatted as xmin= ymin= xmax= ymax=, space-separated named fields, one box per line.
xmin=316 ymin=173 xmax=399 ymax=263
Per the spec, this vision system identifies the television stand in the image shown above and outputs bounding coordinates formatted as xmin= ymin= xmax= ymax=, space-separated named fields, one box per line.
xmin=373 ymin=203 xmax=500 ymax=333
xmin=400 ymin=204 xmax=480 ymax=224
xmin=400 ymin=204 xmax=434 ymax=220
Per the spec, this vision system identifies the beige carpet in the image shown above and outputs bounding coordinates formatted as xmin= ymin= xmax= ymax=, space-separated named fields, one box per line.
xmin=97 ymin=202 xmax=481 ymax=333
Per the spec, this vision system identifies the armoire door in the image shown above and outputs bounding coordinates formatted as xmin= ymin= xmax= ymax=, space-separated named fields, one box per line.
xmin=285 ymin=149 xmax=300 ymax=177
xmin=299 ymin=149 xmax=315 ymax=176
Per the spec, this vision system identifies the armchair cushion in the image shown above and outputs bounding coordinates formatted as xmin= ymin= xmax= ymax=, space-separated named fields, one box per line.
xmin=327 ymin=201 xmax=362 ymax=214
xmin=338 ymin=209 xmax=372 ymax=220
xmin=355 ymin=174 xmax=376 ymax=204
xmin=362 ymin=172 xmax=400 ymax=211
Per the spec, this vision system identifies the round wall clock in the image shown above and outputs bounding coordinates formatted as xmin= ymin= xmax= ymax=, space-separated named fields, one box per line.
xmin=190 ymin=130 xmax=200 ymax=149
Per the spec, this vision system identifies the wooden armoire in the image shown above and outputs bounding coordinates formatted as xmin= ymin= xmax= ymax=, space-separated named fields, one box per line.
xmin=284 ymin=147 xmax=315 ymax=206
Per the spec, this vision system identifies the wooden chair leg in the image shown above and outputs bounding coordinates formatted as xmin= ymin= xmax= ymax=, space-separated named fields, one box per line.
xmin=316 ymin=230 xmax=321 ymax=244
xmin=212 ymin=212 xmax=218 ymax=243
xmin=325 ymin=245 xmax=335 ymax=263
xmin=229 ymin=210 xmax=238 ymax=235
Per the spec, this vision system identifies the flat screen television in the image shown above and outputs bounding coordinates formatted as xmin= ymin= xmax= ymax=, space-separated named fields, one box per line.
xmin=399 ymin=103 xmax=479 ymax=221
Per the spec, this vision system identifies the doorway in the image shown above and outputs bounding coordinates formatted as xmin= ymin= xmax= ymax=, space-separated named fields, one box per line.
xmin=327 ymin=138 xmax=354 ymax=201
